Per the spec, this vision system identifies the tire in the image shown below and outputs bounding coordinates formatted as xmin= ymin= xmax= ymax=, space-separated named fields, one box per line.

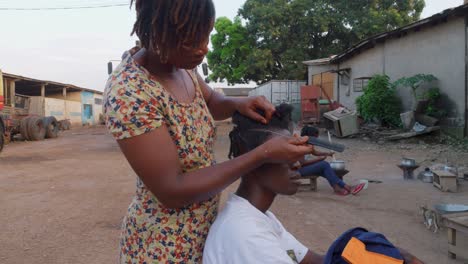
xmin=20 ymin=117 xmax=31 ymax=141
xmin=27 ymin=117 xmax=46 ymax=141
xmin=43 ymin=116 xmax=59 ymax=138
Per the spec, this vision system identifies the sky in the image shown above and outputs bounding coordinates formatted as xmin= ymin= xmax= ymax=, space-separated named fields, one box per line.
xmin=0 ymin=0 xmax=463 ymax=91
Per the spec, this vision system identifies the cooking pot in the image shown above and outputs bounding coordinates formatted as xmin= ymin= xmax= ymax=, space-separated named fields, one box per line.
xmin=330 ymin=160 xmax=346 ymax=171
xmin=418 ymin=168 xmax=433 ymax=183
xmin=400 ymin=158 xmax=416 ymax=167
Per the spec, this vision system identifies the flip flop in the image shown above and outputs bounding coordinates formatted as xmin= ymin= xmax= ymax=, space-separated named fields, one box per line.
xmin=351 ymin=183 xmax=366 ymax=195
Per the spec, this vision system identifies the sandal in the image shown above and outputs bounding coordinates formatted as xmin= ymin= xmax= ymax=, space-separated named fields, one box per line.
xmin=351 ymin=183 xmax=366 ymax=195
xmin=335 ymin=189 xmax=350 ymax=196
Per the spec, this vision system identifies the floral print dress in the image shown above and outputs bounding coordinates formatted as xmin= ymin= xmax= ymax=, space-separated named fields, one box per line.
xmin=104 ymin=51 xmax=219 ymax=263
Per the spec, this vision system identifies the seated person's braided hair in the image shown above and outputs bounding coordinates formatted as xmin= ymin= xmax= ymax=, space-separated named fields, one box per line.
xmin=300 ymin=125 xmax=319 ymax=137
xmin=228 ymin=104 xmax=294 ymax=159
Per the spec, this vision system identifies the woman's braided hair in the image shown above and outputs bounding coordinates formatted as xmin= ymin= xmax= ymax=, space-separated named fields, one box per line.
xmin=228 ymin=104 xmax=294 ymax=159
xmin=130 ymin=0 xmax=215 ymax=62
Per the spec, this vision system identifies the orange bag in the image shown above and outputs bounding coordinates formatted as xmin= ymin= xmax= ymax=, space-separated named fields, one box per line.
xmin=341 ymin=237 xmax=404 ymax=264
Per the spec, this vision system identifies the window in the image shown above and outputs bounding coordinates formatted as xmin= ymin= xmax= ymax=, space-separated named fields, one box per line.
xmin=340 ymin=74 xmax=350 ymax=86
xmin=353 ymin=77 xmax=371 ymax=92
xmin=94 ymin=98 xmax=103 ymax=105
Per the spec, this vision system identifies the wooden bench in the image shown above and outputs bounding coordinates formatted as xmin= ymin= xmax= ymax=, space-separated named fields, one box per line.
xmin=302 ymin=170 xmax=349 ymax=191
xmin=443 ymin=212 xmax=468 ymax=261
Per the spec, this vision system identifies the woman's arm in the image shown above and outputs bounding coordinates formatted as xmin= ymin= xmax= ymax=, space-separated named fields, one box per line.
xmin=118 ymin=125 xmax=313 ymax=209
xmin=196 ymin=73 xmax=275 ymax=123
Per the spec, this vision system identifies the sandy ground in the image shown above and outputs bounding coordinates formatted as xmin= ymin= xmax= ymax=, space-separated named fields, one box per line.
xmin=1 ymin=124 xmax=468 ymax=264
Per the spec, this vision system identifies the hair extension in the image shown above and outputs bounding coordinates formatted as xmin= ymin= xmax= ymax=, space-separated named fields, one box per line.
xmin=228 ymin=104 xmax=294 ymax=159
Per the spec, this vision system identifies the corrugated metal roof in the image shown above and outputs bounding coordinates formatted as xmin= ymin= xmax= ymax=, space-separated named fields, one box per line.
xmin=2 ymin=72 xmax=103 ymax=94
xmin=330 ymin=3 xmax=468 ymax=63
xmin=303 ymin=56 xmax=336 ymax=66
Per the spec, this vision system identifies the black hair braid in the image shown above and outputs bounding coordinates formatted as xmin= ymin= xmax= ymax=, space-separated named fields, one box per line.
xmin=228 ymin=104 xmax=294 ymax=159
xmin=301 ymin=125 xmax=319 ymax=137
xmin=130 ymin=0 xmax=215 ymax=62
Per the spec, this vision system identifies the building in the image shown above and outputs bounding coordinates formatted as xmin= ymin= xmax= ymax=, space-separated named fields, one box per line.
xmin=1 ymin=71 xmax=103 ymax=126
xmin=304 ymin=3 xmax=468 ymax=137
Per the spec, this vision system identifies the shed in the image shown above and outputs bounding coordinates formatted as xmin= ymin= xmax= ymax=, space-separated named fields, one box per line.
xmin=304 ymin=3 xmax=468 ymax=137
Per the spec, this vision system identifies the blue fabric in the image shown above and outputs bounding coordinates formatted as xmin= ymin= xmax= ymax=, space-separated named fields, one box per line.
xmin=298 ymin=161 xmax=346 ymax=188
xmin=324 ymin=227 xmax=404 ymax=264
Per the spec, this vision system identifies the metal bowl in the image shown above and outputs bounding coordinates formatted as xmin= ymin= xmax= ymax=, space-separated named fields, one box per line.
xmin=401 ymin=158 xmax=416 ymax=167
xmin=330 ymin=160 xmax=346 ymax=171
xmin=419 ymin=168 xmax=434 ymax=183
xmin=434 ymin=204 xmax=468 ymax=214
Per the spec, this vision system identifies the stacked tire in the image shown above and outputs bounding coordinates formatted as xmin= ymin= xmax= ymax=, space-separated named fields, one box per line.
xmin=43 ymin=116 xmax=59 ymax=138
xmin=59 ymin=120 xmax=71 ymax=131
xmin=20 ymin=116 xmax=59 ymax=141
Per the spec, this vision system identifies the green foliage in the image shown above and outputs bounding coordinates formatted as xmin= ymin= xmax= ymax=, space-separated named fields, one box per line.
xmin=392 ymin=74 xmax=437 ymax=99
xmin=208 ymin=0 xmax=425 ymax=84
xmin=356 ymin=75 xmax=402 ymax=127
xmin=424 ymin=87 xmax=447 ymax=118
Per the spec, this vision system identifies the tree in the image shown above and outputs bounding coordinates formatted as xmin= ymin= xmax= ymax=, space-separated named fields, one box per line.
xmin=208 ymin=0 xmax=425 ymax=84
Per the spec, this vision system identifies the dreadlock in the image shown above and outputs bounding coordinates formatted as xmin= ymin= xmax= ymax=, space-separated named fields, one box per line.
xmin=130 ymin=0 xmax=215 ymax=63
xmin=228 ymin=104 xmax=294 ymax=159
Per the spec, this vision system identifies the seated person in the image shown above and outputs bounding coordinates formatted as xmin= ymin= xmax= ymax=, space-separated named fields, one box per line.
xmin=203 ymin=104 xmax=423 ymax=264
xmin=297 ymin=125 xmax=365 ymax=196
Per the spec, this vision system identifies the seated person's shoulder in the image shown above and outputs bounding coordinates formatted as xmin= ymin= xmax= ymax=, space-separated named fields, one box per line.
xmin=204 ymin=196 xmax=303 ymax=264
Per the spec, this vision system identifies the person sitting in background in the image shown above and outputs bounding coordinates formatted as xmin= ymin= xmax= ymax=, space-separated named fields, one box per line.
xmin=203 ymin=104 xmax=423 ymax=264
xmin=297 ymin=125 xmax=365 ymax=196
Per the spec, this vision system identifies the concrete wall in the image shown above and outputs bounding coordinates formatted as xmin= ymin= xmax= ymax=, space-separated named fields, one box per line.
xmin=325 ymin=17 xmax=466 ymax=135
xmin=384 ymin=18 xmax=466 ymax=134
xmin=28 ymin=96 xmax=81 ymax=124
xmin=45 ymin=98 xmax=67 ymax=121
xmin=66 ymin=101 xmax=82 ymax=125
xmin=47 ymin=91 xmax=81 ymax=102
xmin=337 ymin=45 xmax=385 ymax=110
xmin=93 ymin=93 xmax=103 ymax=124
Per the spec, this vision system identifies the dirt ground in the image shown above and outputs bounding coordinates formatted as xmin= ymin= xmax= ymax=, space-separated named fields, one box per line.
xmin=1 ymin=123 xmax=468 ymax=264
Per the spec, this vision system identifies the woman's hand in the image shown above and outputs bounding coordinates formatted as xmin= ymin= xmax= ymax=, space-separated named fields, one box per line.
xmin=236 ymin=96 xmax=276 ymax=124
xmin=399 ymin=248 xmax=424 ymax=264
xmin=259 ymin=136 xmax=314 ymax=164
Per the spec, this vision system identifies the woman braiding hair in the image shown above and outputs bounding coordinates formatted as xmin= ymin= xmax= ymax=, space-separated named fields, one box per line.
xmin=104 ymin=0 xmax=313 ymax=262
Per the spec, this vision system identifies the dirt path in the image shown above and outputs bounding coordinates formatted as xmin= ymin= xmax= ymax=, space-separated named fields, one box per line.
xmin=0 ymin=124 xmax=467 ymax=263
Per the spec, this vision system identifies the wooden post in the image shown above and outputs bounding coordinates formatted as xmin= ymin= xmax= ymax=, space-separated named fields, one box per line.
xmin=62 ymin=87 xmax=67 ymax=99
xmin=448 ymin=227 xmax=457 ymax=259
xmin=9 ymin=80 xmax=15 ymax=107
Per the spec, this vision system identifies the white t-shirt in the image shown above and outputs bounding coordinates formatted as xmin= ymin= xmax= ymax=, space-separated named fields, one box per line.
xmin=203 ymin=194 xmax=308 ymax=264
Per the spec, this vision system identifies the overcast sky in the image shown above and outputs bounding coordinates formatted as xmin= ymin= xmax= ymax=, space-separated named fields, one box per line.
xmin=0 ymin=0 xmax=463 ymax=91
